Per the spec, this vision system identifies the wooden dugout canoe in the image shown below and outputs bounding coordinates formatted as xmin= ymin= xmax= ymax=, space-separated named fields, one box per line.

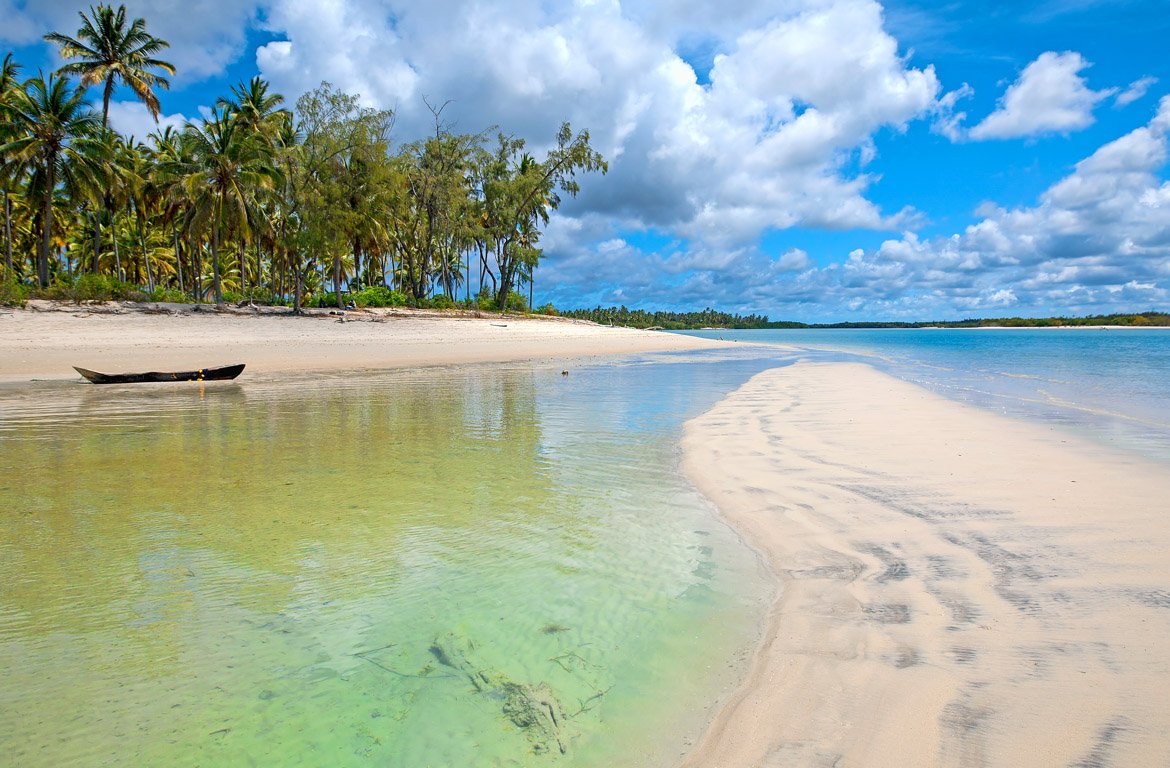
xmin=73 ymin=363 xmax=245 ymax=384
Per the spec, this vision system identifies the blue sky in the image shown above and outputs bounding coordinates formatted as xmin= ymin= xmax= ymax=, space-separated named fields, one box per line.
xmin=3 ymin=0 xmax=1169 ymax=321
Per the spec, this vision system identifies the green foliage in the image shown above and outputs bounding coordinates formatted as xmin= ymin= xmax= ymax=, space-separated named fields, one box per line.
xmin=43 ymin=3 xmax=175 ymax=124
xmin=240 ymin=288 xmax=288 ymax=306
xmin=5 ymin=27 xmax=606 ymax=312
xmin=535 ymin=303 xmax=558 ymax=316
xmin=560 ymin=306 xmax=774 ymax=329
xmin=32 ymin=274 xmax=146 ymax=303
xmin=0 ymin=279 xmax=28 ymax=307
xmin=427 ymin=294 xmax=456 ymax=310
xmin=148 ymin=286 xmax=189 ymax=303
xmin=353 ymin=285 xmax=407 ymax=308
xmin=560 ymin=307 xmax=1170 ymax=330
xmin=471 ymin=288 xmax=498 ymax=311
xmin=221 ymin=289 xmax=242 ymax=304
xmin=503 ymin=291 xmax=528 ymax=312
xmin=466 ymin=288 xmax=527 ymax=313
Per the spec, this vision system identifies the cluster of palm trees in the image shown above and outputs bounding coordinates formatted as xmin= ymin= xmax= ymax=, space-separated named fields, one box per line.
xmin=1 ymin=4 xmax=606 ymax=310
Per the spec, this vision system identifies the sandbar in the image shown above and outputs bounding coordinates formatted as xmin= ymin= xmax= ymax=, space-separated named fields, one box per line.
xmin=681 ymin=361 xmax=1170 ymax=767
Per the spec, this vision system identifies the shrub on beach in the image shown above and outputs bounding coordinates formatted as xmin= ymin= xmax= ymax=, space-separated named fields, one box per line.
xmin=503 ymin=290 xmax=528 ymax=312
xmin=148 ymin=286 xmax=190 ymax=303
xmin=239 ymin=288 xmax=286 ymax=306
xmin=1 ymin=278 xmax=28 ymax=307
xmin=428 ymin=294 xmax=457 ymax=310
xmin=36 ymin=274 xmax=147 ymax=303
xmin=354 ymin=286 xmax=407 ymax=308
xmin=470 ymin=290 xmax=527 ymax=312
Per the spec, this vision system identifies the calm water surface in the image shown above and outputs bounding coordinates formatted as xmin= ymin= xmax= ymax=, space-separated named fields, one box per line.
xmin=0 ymin=354 xmax=786 ymax=767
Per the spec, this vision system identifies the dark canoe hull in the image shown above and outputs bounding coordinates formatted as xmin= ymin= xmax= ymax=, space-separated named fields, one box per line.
xmin=74 ymin=363 xmax=245 ymax=384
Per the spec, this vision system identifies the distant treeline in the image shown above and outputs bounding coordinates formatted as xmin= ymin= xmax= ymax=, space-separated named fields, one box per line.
xmin=561 ymin=307 xmax=1170 ymax=330
xmin=558 ymin=306 xmax=795 ymax=329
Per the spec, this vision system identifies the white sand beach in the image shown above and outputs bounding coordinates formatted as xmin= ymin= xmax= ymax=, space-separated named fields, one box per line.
xmin=681 ymin=362 xmax=1170 ymax=767
xmin=0 ymin=302 xmax=727 ymax=382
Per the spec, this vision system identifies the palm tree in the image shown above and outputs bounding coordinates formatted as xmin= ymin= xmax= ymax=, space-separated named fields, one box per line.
xmin=218 ymin=77 xmax=288 ymax=139
xmin=1 ymin=73 xmax=103 ymax=287
xmin=44 ymin=3 xmax=175 ymax=127
xmin=179 ymin=106 xmax=282 ymax=305
xmin=1 ymin=53 xmax=21 ymax=277
xmin=149 ymin=125 xmax=196 ymax=296
xmin=85 ymin=125 xmax=128 ymax=276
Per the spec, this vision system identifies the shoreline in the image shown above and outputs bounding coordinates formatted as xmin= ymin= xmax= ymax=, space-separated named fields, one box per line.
xmin=679 ymin=361 xmax=1170 ymax=767
xmin=0 ymin=301 xmax=730 ymax=384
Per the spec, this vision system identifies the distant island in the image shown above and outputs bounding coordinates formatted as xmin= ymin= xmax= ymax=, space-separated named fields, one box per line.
xmin=560 ymin=307 xmax=1170 ymax=330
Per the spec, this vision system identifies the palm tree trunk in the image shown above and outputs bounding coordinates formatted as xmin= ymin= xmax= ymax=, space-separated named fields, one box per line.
xmin=38 ymin=164 xmax=54 ymax=288
xmin=141 ymin=221 xmax=154 ymax=293
xmin=92 ymin=211 xmax=101 ymax=274
xmin=353 ymin=237 xmax=362 ymax=288
xmin=292 ymin=252 xmax=304 ymax=314
xmin=173 ymin=223 xmax=184 ymax=294
xmin=111 ymin=212 xmax=123 ymax=281
xmin=102 ymin=76 xmax=114 ymax=128
xmin=495 ymin=243 xmax=513 ymax=309
xmin=238 ymin=238 xmax=247 ymax=297
xmin=191 ymin=234 xmax=202 ymax=304
xmin=3 ymin=190 xmax=12 ymax=278
xmin=212 ymin=227 xmax=223 ymax=305
xmin=333 ymin=252 xmax=343 ymax=308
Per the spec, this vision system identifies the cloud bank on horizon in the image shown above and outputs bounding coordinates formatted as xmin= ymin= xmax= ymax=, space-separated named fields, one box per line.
xmin=3 ymin=0 xmax=1168 ymax=320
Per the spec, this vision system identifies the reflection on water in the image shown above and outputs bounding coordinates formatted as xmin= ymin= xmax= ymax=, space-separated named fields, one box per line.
xmin=0 ymin=356 xmax=776 ymax=767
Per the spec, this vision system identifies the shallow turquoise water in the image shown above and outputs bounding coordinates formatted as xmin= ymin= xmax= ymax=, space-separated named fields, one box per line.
xmin=683 ymin=328 xmax=1170 ymax=462
xmin=0 ymin=355 xmax=783 ymax=767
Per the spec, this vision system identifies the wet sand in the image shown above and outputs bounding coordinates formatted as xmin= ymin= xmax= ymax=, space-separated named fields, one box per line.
xmin=681 ymin=362 xmax=1170 ymax=767
xmin=0 ymin=302 xmax=726 ymax=383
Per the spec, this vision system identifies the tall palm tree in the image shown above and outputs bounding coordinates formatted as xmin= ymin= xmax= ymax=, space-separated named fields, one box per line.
xmin=217 ymin=78 xmax=289 ymax=297
xmin=179 ymin=106 xmax=282 ymax=305
xmin=85 ymin=125 xmax=128 ymax=276
xmin=1 ymin=73 xmax=103 ymax=287
xmin=217 ymin=77 xmax=288 ymax=140
xmin=149 ymin=125 xmax=193 ymax=296
xmin=1 ymin=53 xmax=21 ymax=277
xmin=44 ymin=3 xmax=175 ymax=127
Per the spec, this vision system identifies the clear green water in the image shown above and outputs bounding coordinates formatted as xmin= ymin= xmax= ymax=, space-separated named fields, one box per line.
xmin=0 ymin=356 xmax=772 ymax=767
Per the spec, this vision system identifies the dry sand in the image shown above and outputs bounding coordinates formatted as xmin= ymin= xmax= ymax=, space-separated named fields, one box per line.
xmin=681 ymin=362 xmax=1170 ymax=768
xmin=0 ymin=302 xmax=725 ymax=383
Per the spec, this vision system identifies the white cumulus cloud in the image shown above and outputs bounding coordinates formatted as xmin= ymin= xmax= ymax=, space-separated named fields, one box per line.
xmin=969 ymin=51 xmax=1112 ymax=140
